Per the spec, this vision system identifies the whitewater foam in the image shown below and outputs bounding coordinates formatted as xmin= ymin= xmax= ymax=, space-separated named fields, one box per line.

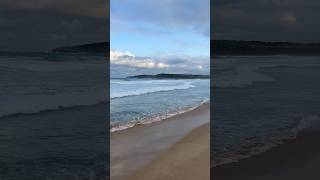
xmin=213 ymin=114 xmax=320 ymax=167
xmin=214 ymin=55 xmax=320 ymax=88
xmin=214 ymin=63 xmax=275 ymax=88
xmin=110 ymin=79 xmax=199 ymax=98
xmin=0 ymin=90 xmax=107 ymax=118
xmin=111 ymin=99 xmax=209 ymax=132
xmin=0 ymin=55 xmax=108 ymax=118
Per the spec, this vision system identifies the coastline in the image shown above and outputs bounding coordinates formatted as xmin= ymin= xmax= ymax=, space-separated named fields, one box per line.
xmin=111 ymin=99 xmax=209 ymax=132
xmin=128 ymin=123 xmax=210 ymax=180
xmin=212 ymin=131 xmax=320 ymax=180
xmin=111 ymin=103 xmax=210 ymax=180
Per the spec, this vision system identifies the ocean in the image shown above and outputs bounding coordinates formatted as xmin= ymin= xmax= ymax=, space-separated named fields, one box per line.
xmin=5 ymin=53 xmax=318 ymax=176
xmin=212 ymin=55 xmax=320 ymax=166
xmin=0 ymin=53 xmax=108 ymax=179
xmin=110 ymin=78 xmax=210 ymax=132
xmin=110 ymin=77 xmax=210 ymax=179
xmin=0 ymin=53 xmax=108 ymax=117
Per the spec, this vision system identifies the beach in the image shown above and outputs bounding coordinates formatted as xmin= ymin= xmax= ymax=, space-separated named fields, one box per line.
xmin=129 ymin=123 xmax=209 ymax=180
xmin=212 ymin=131 xmax=320 ymax=180
xmin=212 ymin=56 xmax=320 ymax=179
xmin=110 ymin=103 xmax=210 ymax=180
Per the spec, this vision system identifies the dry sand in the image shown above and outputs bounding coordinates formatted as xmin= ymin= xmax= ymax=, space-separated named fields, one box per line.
xmin=212 ymin=131 xmax=320 ymax=180
xmin=111 ymin=103 xmax=210 ymax=180
xmin=128 ymin=123 xmax=210 ymax=180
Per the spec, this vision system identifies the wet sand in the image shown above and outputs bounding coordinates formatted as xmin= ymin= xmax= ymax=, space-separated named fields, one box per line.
xmin=110 ymin=103 xmax=210 ymax=180
xmin=128 ymin=123 xmax=210 ymax=180
xmin=212 ymin=131 xmax=320 ymax=180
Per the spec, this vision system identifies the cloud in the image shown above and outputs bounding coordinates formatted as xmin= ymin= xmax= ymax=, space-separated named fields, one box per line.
xmin=110 ymin=50 xmax=170 ymax=69
xmin=0 ymin=1 xmax=108 ymax=51
xmin=110 ymin=50 xmax=209 ymax=77
xmin=282 ymin=12 xmax=297 ymax=23
xmin=111 ymin=0 xmax=209 ymax=36
xmin=0 ymin=0 xmax=107 ymax=18
xmin=197 ymin=65 xmax=203 ymax=69
xmin=58 ymin=20 xmax=83 ymax=30
xmin=213 ymin=0 xmax=320 ymax=42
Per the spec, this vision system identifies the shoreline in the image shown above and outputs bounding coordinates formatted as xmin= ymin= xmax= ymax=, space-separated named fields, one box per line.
xmin=111 ymin=99 xmax=209 ymax=132
xmin=212 ymin=131 xmax=320 ymax=179
xmin=111 ymin=103 xmax=210 ymax=180
xmin=128 ymin=123 xmax=210 ymax=180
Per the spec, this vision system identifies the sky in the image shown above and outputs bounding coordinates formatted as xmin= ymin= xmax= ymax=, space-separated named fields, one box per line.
xmin=213 ymin=0 xmax=320 ymax=42
xmin=110 ymin=0 xmax=210 ymax=78
xmin=2 ymin=0 xmax=320 ymax=51
xmin=0 ymin=0 xmax=108 ymax=52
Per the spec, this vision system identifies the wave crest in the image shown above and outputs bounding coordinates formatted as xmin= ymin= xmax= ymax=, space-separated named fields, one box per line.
xmin=111 ymin=80 xmax=198 ymax=98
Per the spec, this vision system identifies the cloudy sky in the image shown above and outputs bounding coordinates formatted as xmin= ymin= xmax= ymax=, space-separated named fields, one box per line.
xmin=0 ymin=0 xmax=108 ymax=52
xmin=110 ymin=0 xmax=210 ymax=78
xmin=213 ymin=0 xmax=320 ymax=42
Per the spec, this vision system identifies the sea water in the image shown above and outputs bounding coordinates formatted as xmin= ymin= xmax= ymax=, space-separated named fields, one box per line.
xmin=110 ymin=78 xmax=210 ymax=132
xmin=0 ymin=53 xmax=108 ymax=179
xmin=0 ymin=53 xmax=107 ymax=117
xmin=212 ymin=56 xmax=320 ymax=166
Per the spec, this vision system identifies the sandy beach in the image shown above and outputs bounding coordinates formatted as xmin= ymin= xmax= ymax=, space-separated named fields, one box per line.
xmin=212 ymin=131 xmax=320 ymax=180
xmin=128 ymin=123 xmax=210 ymax=180
xmin=111 ymin=103 xmax=210 ymax=180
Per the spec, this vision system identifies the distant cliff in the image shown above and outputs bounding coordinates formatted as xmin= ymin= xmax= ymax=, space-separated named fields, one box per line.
xmin=128 ymin=74 xmax=210 ymax=79
xmin=52 ymin=42 xmax=109 ymax=54
xmin=212 ymin=40 xmax=320 ymax=56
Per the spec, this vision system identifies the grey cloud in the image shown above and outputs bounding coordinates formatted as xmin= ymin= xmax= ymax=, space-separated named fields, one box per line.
xmin=165 ymin=58 xmax=187 ymax=64
xmin=0 ymin=0 xmax=107 ymax=18
xmin=213 ymin=0 xmax=320 ymax=42
xmin=0 ymin=1 xmax=108 ymax=51
xmin=58 ymin=20 xmax=83 ymax=30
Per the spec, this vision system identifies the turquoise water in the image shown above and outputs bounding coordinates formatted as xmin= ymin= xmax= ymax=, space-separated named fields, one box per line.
xmin=110 ymin=78 xmax=210 ymax=131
